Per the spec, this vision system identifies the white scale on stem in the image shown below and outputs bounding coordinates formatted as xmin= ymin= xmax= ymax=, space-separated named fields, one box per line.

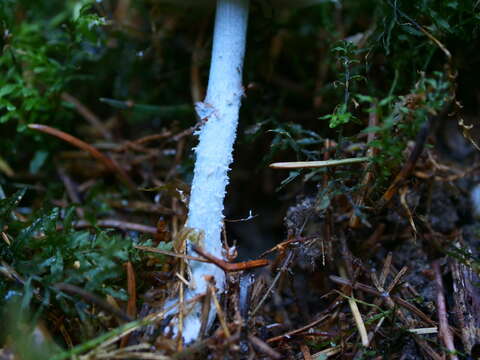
xmin=171 ymin=0 xmax=250 ymax=343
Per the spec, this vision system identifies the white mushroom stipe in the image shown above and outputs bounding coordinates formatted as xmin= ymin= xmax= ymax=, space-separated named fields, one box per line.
xmin=167 ymin=0 xmax=250 ymax=343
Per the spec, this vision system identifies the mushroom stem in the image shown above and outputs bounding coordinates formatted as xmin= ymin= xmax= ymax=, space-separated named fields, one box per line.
xmin=182 ymin=0 xmax=250 ymax=342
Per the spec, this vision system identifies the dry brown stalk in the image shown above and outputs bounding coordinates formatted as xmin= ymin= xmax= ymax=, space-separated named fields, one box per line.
xmin=433 ymin=260 xmax=458 ymax=360
xmin=28 ymin=124 xmax=137 ymax=191
xmin=192 ymin=244 xmax=269 ymax=272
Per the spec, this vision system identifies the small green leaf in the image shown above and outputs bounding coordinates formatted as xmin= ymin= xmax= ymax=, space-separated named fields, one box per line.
xmin=0 ymin=84 xmax=18 ymax=98
xmin=99 ymin=98 xmax=193 ymax=117
xmin=401 ymin=25 xmax=424 ymax=37
xmin=29 ymin=150 xmax=49 ymax=174
xmin=0 ymin=189 xmax=27 ymax=218
xmin=356 ymin=94 xmax=374 ymax=103
xmin=379 ymin=96 xmax=394 ymax=107
xmin=277 ymin=171 xmax=300 ymax=190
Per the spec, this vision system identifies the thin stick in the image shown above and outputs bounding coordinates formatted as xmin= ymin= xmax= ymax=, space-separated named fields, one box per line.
xmin=433 ymin=260 xmax=458 ymax=360
xmin=120 ymin=261 xmax=137 ymax=347
xmin=28 ymin=124 xmax=137 ymax=191
xmin=29 ymin=124 xmax=117 ymax=171
xmin=348 ymin=294 xmax=369 ymax=347
xmin=190 ymin=17 xmax=209 ymax=104
xmin=208 ymin=281 xmax=231 ymax=338
xmin=251 ymin=251 xmax=294 ymax=316
xmin=92 ymin=344 xmax=169 ymax=360
xmin=331 ymin=275 xmax=444 ymax=360
xmin=125 ymin=263 xmax=137 ymax=318
xmin=54 ymin=283 xmax=132 ymax=322
xmin=50 ymin=300 xmax=182 ymax=360
xmin=267 ymin=314 xmax=330 ymax=343
xmin=192 ymin=244 xmax=269 ymax=272
xmin=329 ymin=275 xmax=437 ymax=327
xmin=57 ymin=166 xmax=85 ymax=219
xmin=386 ymin=266 xmax=408 ymax=294
xmin=408 ymin=327 xmax=438 ymax=335
xmin=135 ymin=245 xmax=207 ymax=262
xmin=74 ymin=293 xmax=206 ymax=360
xmin=198 ymin=286 xmax=212 ymax=339
xmin=178 ymin=259 xmax=185 ymax=351
xmin=339 ymin=267 xmax=369 ymax=347
xmin=387 ymin=0 xmax=451 ymax=60
xmin=71 ymin=219 xmax=157 ymax=234
xmin=50 ymin=320 xmax=146 ymax=360
xmin=378 ymin=104 xmax=449 ymax=207
xmin=248 ymin=335 xmax=281 ymax=359
xmin=311 ymin=346 xmax=342 ymax=358
xmin=130 ymin=132 xmax=172 ymax=146
xmin=300 ymin=344 xmax=313 ymax=360
xmin=379 ymin=252 xmax=392 ymax=289
xmin=270 ymin=157 xmax=369 ymax=169
xmin=61 ymin=92 xmax=112 ymax=140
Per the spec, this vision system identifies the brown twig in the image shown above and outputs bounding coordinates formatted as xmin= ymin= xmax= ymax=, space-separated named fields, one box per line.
xmin=355 ymin=255 xmax=394 ymax=356
xmin=433 ymin=260 xmax=458 ymax=360
xmin=171 ymin=118 xmax=207 ymax=142
xmin=108 ymin=199 xmax=175 ymax=216
xmin=115 ymin=132 xmax=172 ymax=154
xmin=171 ymin=332 xmax=241 ymax=360
xmin=331 ymin=275 xmax=445 ymax=360
xmin=259 ymin=235 xmax=318 ymax=258
xmin=267 ymin=314 xmax=330 ymax=343
xmin=68 ymin=219 xmax=157 ymax=234
xmin=300 ymin=343 xmax=313 ymax=360
xmin=120 ymin=261 xmax=137 ymax=348
xmin=177 ymin=228 xmax=188 ymax=352
xmin=135 ymin=245 xmax=207 ymax=262
xmin=329 ymin=275 xmax=437 ymax=327
xmin=338 ymin=266 xmax=369 ymax=347
xmin=379 ymin=117 xmax=432 ymax=207
xmin=449 ymin=239 xmax=480 ymax=354
xmin=251 ymin=251 xmax=294 ymax=317
xmin=61 ymin=92 xmax=112 ymax=140
xmin=379 ymin=252 xmax=393 ymax=288
xmin=191 ymin=17 xmax=209 ymax=104
xmin=387 ymin=0 xmax=451 ymax=61
xmin=198 ymin=283 xmax=212 ymax=339
xmin=130 ymin=132 xmax=172 ymax=145
xmin=380 ymin=103 xmax=451 ymax=208
xmin=125 ymin=262 xmax=137 ymax=320
xmin=248 ymin=335 xmax=282 ymax=359
xmin=54 ymin=283 xmax=132 ymax=322
xmin=57 ymin=166 xmax=85 ymax=219
xmin=28 ymin=124 xmax=137 ymax=191
xmin=360 ymin=223 xmax=386 ymax=253
xmin=166 ymin=137 xmax=186 ymax=180
xmin=207 ymin=276 xmax=231 ymax=338
xmin=29 ymin=124 xmax=117 ymax=171
xmin=192 ymin=245 xmax=269 ymax=272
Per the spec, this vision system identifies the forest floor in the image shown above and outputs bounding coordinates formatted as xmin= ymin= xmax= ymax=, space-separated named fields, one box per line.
xmin=1 ymin=1 xmax=480 ymax=359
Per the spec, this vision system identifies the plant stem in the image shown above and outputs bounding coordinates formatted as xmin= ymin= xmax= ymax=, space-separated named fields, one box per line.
xmin=269 ymin=157 xmax=369 ymax=169
xmin=182 ymin=0 xmax=250 ymax=343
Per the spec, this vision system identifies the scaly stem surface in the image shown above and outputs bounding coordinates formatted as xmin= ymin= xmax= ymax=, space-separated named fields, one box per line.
xmin=181 ymin=0 xmax=250 ymax=343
